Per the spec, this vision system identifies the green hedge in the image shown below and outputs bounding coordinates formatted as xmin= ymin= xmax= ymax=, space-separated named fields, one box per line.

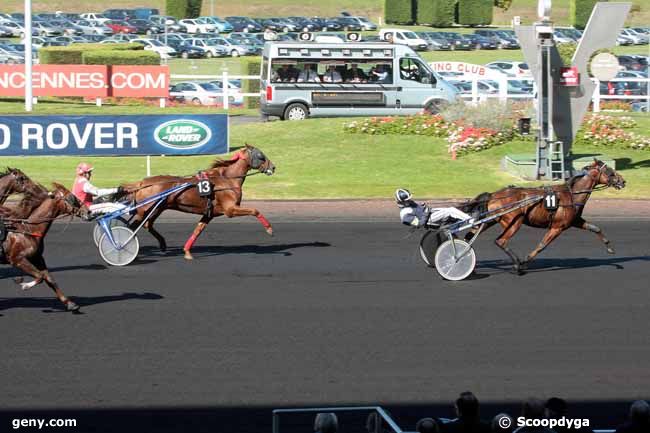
xmin=457 ymin=0 xmax=493 ymax=25
xmin=570 ymin=0 xmax=602 ymax=30
xmin=385 ymin=0 xmax=414 ymax=24
xmin=417 ymin=0 xmax=456 ymax=26
xmin=166 ymin=0 xmax=202 ymax=19
xmin=39 ymin=43 xmax=142 ymax=65
xmin=241 ymin=57 xmax=261 ymax=109
xmin=82 ymin=50 xmax=161 ymax=65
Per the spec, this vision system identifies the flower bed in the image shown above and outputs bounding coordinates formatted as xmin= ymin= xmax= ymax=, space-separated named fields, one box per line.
xmin=577 ymin=114 xmax=650 ymax=151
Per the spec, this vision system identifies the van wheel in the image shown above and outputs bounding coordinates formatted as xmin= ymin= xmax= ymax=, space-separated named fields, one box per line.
xmin=425 ymin=100 xmax=447 ymax=115
xmin=181 ymin=51 xmax=189 ymax=59
xmin=283 ymin=103 xmax=308 ymax=121
xmin=231 ymin=50 xmax=240 ymax=57
xmin=191 ymin=98 xmax=202 ymax=106
xmin=206 ymin=51 xmax=214 ymax=59
xmin=283 ymin=27 xmax=289 ymax=32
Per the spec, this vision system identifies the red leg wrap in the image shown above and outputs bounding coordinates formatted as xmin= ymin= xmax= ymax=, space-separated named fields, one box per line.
xmin=256 ymin=214 xmax=271 ymax=229
xmin=184 ymin=233 xmax=199 ymax=251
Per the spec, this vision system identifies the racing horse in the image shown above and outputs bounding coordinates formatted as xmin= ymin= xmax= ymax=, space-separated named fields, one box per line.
xmin=0 ymin=169 xmax=49 ymax=218
xmin=462 ymin=160 xmax=626 ymax=273
xmin=0 ymin=167 xmax=31 ymax=206
xmin=123 ymin=144 xmax=276 ymax=260
xmin=1 ymin=183 xmax=89 ymax=312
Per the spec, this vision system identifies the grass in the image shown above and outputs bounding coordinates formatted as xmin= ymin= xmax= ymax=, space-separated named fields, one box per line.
xmin=0 ymin=101 xmax=648 ymax=199
xmin=1 ymin=0 xmax=648 ymax=26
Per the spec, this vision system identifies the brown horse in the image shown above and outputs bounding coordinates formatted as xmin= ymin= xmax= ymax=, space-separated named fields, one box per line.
xmin=123 ymin=144 xmax=276 ymax=260
xmin=0 ymin=167 xmax=31 ymax=206
xmin=1 ymin=183 xmax=89 ymax=312
xmin=463 ymin=160 xmax=626 ymax=273
xmin=0 ymin=169 xmax=49 ymax=219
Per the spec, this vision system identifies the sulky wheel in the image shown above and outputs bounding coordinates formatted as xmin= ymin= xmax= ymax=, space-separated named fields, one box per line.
xmin=93 ymin=217 xmax=128 ymax=247
xmin=419 ymin=230 xmax=442 ymax=268
xmin=434 ymin=239 xmax=476 ymax=281
xmin=98 ymin=226 xmax=140 ymax=267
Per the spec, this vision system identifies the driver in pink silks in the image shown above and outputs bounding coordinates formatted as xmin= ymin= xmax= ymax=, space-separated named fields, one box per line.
xmin=72 ymin=162 xmax=127 ymax=218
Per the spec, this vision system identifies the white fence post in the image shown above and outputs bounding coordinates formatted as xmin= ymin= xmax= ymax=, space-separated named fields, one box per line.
xmin=471 ymin=77 xmax=478 ymax=105
xmin=96 ymin=98 xmax=102 ymax=107
xmin=222 ymin=71 xmax=229 ymax=110
xmin=498 ymin=75 xmax=508 ymax=103
xmin=159 ymin=97 xmax=165 ymax=108
xmin=592 ymin=78 xmax=601 ymax=113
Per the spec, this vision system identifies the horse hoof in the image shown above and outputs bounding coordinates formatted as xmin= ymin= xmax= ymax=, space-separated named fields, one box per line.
xmin=184 ymin=252 xmax=194 ymax=261
xmin=266 ymin=227 xmax=274 ymax=236
xmin=607 ymin=247 xmax=615 ymax=255
xmin=14 ymin=276 xmax=24 ymax=284
xmin=66 ymin=302 xmax=80 ymax=312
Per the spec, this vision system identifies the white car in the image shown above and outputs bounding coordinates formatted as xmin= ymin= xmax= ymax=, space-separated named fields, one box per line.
xmin=169 ymin=81 xmax=230 ymax=106
xmin=74 ymin=19 xmax=113 ymax=35
xmin=209 ymin=80 xmax=244 ymax=105
xmin=620 ymin=28 xmax=649 ymax=45
xmin=184 ymin=38 xmax=227 ymax=58
xmin=485 ymin=61 xmax=531 ymax=78
xmin=379 ymin=28 xmax=429 ymax=51
xmin=79 ymin=13 xmax=111 ymax=24
xmin=132 ymin=38 xmax=176 ymax=59
xmin=0 ymin=20 xmax=29 ymax=38
xmin=178 ymin=19 xmax=216 ymax=34
xmin=0 ymin=47 xmax=24 ymax=64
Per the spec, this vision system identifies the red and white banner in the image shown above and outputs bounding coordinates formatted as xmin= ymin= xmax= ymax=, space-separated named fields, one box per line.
xmin=558 ymin=66 xmax=579 ymax=87
xmin=0 ymin=65 xmax=169 ymax=98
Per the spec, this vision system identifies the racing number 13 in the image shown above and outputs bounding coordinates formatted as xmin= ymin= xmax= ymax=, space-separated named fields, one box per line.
xmin=197 ymin=180 xmax=212 ymax=196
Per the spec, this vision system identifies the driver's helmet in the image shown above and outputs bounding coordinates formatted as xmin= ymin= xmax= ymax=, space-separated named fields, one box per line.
xmin=76 ymin=162 xmax=94 ymax=176
xmin=395 ymin=188 xmax=412 ymax=204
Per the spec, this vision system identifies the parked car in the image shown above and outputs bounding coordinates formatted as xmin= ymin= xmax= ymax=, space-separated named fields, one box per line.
xmin=52 ymin=35 xmax=89 ymax=44
xmin=330 ymin=16 xmax=361 ymax=31
xmin=169 ymin=81 xmax=227 ymax=106
xmin=554 ymin=27 xmax=582 ymax=42
xmin=177 ymin=42 xmax=207 ymax=59
xmin=30 ymin=20 xmax=62 ymax=37
xmin=474 ymin=29 xmax=519 ymax=49
xmin=48 ymin=19 xmax=85 ymax=36
xmin=553 ymin=30 xmax=575 ymax=44
xmin=416 ymin=32 xmax=452 ymax=51
xmin=154 ymin=33 xmax=190 ymax=48
xmin=0 ymin=25 xmax=13 ymax=37
xmin=133 ymin=8 xmax=159 ymax=20
xmin=106 ymin=20 xmax=138 ymax=34
xmin=74 ymin=19 xmax=113 ymax=35
xmin=0 ymin=46 xmax=24 ymax=63
xmin=84 ymin=34 xmax=108 ymax=42
xmin=209 ymin=80 xmax=244 ymax=105
xmin=617 ymin=34 xmax=635 ymax=46
xmin=207 ymin=36 xmax=251 ymax=57
xmin=464 ymin=34 xmax=498 ymax=50
xmin=132 ymin=38 xmax=176 ymax=59
xmin=179 ymin=19 xmax=216 ymax=34
xmin=183 ymin=38 xmax=227 ymax=58
xmin=286 ymin=17 xmax=319 ymax=32
xmin=79 ymin=13 xmax=110 ymax=24
xmin=225 ymin=16 xmax=263 ymax=33
xmin=379 ymin=28 xmax=428 ymax=51
xmin=631 ymin=101 xmax=648 ymax=112
xmin=227 ymin=35 xmax=263 ymax=54
xmin=343 ymin=16 xmax=376 ymax=31
xmin=0 ymin=20 xmax=38 ymax=38
xmin=127 ymin=19 xmax=163 ymax=35
xmin=309 ymin=17 xmax=342 ymax=31
xmin=103 ymin=9 xmax=136 ymax=21
xmin=434 ymin=32 xmax=472 ymax=50
xmin=618 ymin=55 xmax=647 ymax=71
xmin=485 ymin=61 xmax=531 ymax=78
xmin=149 ymin=15 xmax=187 ymax=33
xmin=620 ymin=28 xmax=649 ymax=45
xmin=197 ymin=16 xmax=233 ymax=33
xmin=107 ymin=33 xmax=139 ymax=42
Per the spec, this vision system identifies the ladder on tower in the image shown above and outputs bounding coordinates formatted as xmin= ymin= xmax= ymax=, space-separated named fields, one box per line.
xmin=549 ymin=140 xmax=566 ymax=180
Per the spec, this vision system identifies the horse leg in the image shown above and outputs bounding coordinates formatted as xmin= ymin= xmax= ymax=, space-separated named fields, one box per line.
xmin=11 ymin=256 xmax=44 ymax=290
xmin=223 ymin=205 xmax=273 ymax=236
xmin=144 ymin=209 xmax=167 ymax=253
xmin=494 ymin=215 xmax=525 ymax=274
xmin=572 ymin=217 xmax=615 ymax=254
xmin=521 ymin=227 xmax=564 ymax=269
xmin=32 ymin=255 xmax=79 ymax=312
xmin=183 ymin=215 xmax=212 ymax=261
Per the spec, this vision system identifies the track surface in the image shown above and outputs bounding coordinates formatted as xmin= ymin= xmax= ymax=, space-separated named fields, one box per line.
xmin=1 ymin=219 xmax=649 ymax=431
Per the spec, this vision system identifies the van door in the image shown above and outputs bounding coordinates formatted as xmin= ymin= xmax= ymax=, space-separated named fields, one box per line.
xmin=396 ymin=57 xmax=442 ymax=114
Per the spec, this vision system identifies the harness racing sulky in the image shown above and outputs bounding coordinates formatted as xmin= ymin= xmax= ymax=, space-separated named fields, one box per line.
xmin=404 ymin=160 xmax=626 ymax=281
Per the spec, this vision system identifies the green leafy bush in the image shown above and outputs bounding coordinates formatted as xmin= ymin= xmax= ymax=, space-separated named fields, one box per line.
xmin=570 ymin=0 xmax=604 ymax=30
xmin=39 ymin=43 xmax=142 ymax=64
xmin=166 ymin=0 xmax=202 ymax=19
xmin=417 ymin=0 xmax=456 ymax=27
xmin=457 ymin=0 xmax=493 ymax=25
xmin=82 ymin=50 xmax=160 ymax=65
xmin=240 ymin=57 xmax=261 ymax=109
xmin=385 ymin=0 xmax=415 ymax=24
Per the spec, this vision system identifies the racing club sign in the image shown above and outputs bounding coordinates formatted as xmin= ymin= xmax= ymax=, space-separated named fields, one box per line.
xmin=0 ymin=65 xmax=169 ymax=98
xmin=0 ymin=115 xmax=228 ymax=156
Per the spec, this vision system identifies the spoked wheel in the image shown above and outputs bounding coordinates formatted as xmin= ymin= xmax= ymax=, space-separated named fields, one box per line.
xmin=93 ymin=216 xmax=129 ymax=247
xmin=419 ymin=230 xmax=442 ymax=268
xmin=98 ymin=226 xmax=140 ymax=267
xmin=434 ymin=239 xmax=476 ymax=281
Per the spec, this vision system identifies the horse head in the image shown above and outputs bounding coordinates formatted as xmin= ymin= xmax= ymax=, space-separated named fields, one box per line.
xmin=0 ymin=167 xmax=29 ymax=200
xmin=230 ymin=144 xmax=276 ymax=176
xmin=584 ymin=159 xmax=626 ymax=190
xmin=50 ymin=182 xmax=90 ymax=219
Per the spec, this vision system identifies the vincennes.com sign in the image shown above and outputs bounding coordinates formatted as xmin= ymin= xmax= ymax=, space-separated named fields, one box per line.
xmin=0 ymin=115 xmax=228 ymax=156
xmin=0 ymin=65 xmax=169 ymax=98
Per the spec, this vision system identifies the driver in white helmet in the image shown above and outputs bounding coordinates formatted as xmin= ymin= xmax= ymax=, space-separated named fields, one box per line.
xmin=72 ymin=162 xmax=127 ymax=217
xmin=395 ymin=188 xmax=472 ymax=228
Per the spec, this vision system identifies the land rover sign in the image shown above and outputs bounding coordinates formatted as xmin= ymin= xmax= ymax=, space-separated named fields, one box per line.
xmin=0 ymin=115 xmax=228 ymax=156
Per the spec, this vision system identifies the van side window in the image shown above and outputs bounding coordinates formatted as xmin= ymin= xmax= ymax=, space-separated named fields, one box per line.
xmin=399 ymin=58 xmax=434 ymax=84
xmin=395 ymin=33 xmax=404 ymax=40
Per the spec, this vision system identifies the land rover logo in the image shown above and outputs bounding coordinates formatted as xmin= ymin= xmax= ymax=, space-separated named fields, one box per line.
xmin=154 ymin=119 xmax=212 ymax=150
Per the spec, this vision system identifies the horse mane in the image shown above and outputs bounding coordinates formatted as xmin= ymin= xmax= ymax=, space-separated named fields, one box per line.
xmin=209 ymin=158 xmax=238 ymax=169
xmin=0 ymin=167 xmax=18 ymax=178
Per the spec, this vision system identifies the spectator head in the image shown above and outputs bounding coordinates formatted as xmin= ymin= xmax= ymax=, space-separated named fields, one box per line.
xmin=545 ymin=397 xmax=568 ymax=418
xmin=629 ymin=400 xmax=650 ymax=425
xmin=491 ymin=413 xmax=514 ymax=433
xmin=416 ymin=417 xmax=439 ymax=433
xmin=351 ymin=63 xmax=359 ymax=69
xmin=328 ymin=65 xmax=336 ymax=71
xmin=522 ymin=398 xmax=546 ymax=420
xmin=455 ymin=391 xmax=480 ymax=420
xmin=304 ymin=63 xmax=312 ymax=70
xmin=314 ymin=413 xmax=338 ymax=433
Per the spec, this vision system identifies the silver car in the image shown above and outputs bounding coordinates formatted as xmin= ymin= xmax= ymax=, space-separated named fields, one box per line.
xmin=0 ymin=46 xmax=25 ymax=64
xmin=74 ymin=19 xmax=113 ymax=35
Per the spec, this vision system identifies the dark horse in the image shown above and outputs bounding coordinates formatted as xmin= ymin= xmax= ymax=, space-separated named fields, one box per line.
xmin=1 ymin=183 xmax=89 ymax=311
xmin=123 ymin=144 xmax=276 ymax=260
xmin=0 ymin=168 xmax=49 ymax=218
xmin=0 ymin=167 xmax=31 ymax=206
xmin=463 ymin=160 xmax=626 ymax=273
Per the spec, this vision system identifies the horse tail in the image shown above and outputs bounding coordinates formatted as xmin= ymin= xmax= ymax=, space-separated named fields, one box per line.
xmin=460 ymin=192 xmax=491 ymax=218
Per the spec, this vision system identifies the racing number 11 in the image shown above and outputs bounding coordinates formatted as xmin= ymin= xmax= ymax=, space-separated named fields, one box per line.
xmin=545 ymin=194 xmax=557 ymax=209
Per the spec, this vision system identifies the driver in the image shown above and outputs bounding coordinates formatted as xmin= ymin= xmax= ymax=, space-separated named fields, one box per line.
xmin=395 ymin=188 xmax=471 ymax=228
xmin=72 ymin=162 xmax=127 ymax=217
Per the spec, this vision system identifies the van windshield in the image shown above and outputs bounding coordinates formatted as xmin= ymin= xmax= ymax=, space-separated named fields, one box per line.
xmin=404 ymin=31 xmax=419 ymax=39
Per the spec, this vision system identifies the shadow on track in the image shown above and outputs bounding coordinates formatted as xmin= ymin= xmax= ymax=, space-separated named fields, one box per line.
xmin=477 ymin=255 xmax=650 ymax=275
xmin=0 ymin=264 xmax=108 ymax=280
xmin=139 ymin=241 xmax=331 ymax=259
xmin=0 ymin=292 xmax=163 ymax=315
